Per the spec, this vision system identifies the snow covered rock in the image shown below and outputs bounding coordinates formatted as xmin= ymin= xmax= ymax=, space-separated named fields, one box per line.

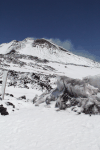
xmin=36 ymin=75 xmax=100 ymax=115
xmin=18 ymin=95 xmax=26 ymax=100
xmin=83 ymin=74 xmax=100 ymax=90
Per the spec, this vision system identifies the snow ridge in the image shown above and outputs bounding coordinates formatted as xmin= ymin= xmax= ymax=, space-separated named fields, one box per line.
xmin=0 ymin=38 xmax=100 ymax=67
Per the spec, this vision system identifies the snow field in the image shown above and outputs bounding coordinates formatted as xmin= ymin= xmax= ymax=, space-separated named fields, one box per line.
xmin=0 ymin=86 xmax=100 ymax=150
xmin=1 ymin=100 xmax=100 ymax=150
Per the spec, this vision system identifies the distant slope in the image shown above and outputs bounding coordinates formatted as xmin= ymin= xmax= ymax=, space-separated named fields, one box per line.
xmin=0 ymin=37 xmax=100 ymax=67
xmin=1 ymin=38 xmax=100 ymax=94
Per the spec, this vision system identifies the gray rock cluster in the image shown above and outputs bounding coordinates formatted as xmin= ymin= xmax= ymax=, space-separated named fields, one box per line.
xmin=35 ymin=75 xmax=100 ymax=115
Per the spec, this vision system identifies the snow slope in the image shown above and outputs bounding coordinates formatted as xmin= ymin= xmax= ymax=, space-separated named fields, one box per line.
xmin=0 ymin=38 xmax=100 ymax=67
xmin=0 ymin=87 xmax=100 ymax=150
xmin=0 ymin=64 xmax=100 ymax=150
xmin=0 ymin=37 xmax=100 ymax=150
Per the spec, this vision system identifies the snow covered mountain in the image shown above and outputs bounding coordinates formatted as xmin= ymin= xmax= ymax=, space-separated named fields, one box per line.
xmin=0 ymin=37 xmax=100 ymax=67
xmin=1 ymin=37 xmax=100 ymax=92
xmin=1 ymin=38 xmax=100 ymax=149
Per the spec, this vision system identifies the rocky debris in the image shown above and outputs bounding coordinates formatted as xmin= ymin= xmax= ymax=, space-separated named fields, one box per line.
xmin=5 ymin=93 xmax=14 ymax=97
xmin=54 ymin=76 xmax=100 ymax=114
xmin=0 ymin=105 xmax=9 ymax=116
xmin=32 ymin=95 xmax=38 ymax=104
xmin=7 ymin=49 xmax=16 ymax=55
xmin=36 ymin=76 xmax=100 ymax=115
xmin=32 ymin=39 xmax=68 ymax=53
xmin=55 ymin=93 xmax=69 ymax=110
xmin=33 ymin=39 xmax=57 ymax=49
xmin=7 ymin=40 xmax=26 ymax=52
xmin=7 ymin=70 xmax=53 ymax=91
xmin=18 ymin=95 xmax=26 ymax=100
xmin=27 ymin=55 xmax=49 ymax=63
xmin=1 ymin=52 xmax=49 ymax=68
xmin=10 ymin=94 xmax=14 ymax=97
xmin=39 ymin=82 xmax=52 ymax=91
xmin=3 ymin=54 xmax=26 ymax=67
xmin=6 ymin=102 xmax=15 ymax=108
xmin=43 ymin=65 xmax=55 ymax=71
xmin=33 ymin=74 xmax=40 ymax=80
xmin=45 ymin=94 xmax=55 ymax=105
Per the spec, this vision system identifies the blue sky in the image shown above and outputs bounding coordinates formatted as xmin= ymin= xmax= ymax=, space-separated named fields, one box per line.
xmin=0 ymin=0 xmax=100 ymax=62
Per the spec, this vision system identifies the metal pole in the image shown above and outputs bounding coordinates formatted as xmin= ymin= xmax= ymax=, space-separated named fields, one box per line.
xmin=2 ymin=71 xmax=8 ymax=100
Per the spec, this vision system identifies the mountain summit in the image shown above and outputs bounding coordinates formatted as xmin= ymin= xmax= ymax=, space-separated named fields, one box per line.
xmin=0 ymin=38 xmax=100 ymax=67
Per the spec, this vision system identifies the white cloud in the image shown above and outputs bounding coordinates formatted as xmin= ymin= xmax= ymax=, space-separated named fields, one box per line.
xmin=32 ymin=37 xmax=99 ymax=62
xmin=48 ymin=38 xmax=74 ymax=51
xmin=73 ymin=46 xmax=96 ymax=61
xmin=47 ymin=38 xmax=97 ymax=62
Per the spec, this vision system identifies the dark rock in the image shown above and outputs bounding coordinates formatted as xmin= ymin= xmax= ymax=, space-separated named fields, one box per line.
xmin=6 ymin=102 xmax=15 ymax=108
xmin=6 ymin=93 xmax=9 ymax=96
xmin=32 ymin=95 xmax=38 ymax=104
xmin=43 ymin=59 xmax=49 ymax=63
xmin=55 ymin=101 xmax=67 ymax=110
xmin=0 ymin=81 xmax=2 ymax=84
xmin=45 ymin=98 xmax=51 ymax=105
xmin=19 ymin=95 xmax=26 ymax=99
xmin=7 ymin=49 xmax=16 ymax=55
xmin=34 ymin=75 xmax=40 ymax=80
xmin=10 ymin=94 xmax=14 ymax=97
xmin=39 ymin=82 xmax=52 ymax=91
xmin=0 ymin=105 xmax=9 ymax=116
